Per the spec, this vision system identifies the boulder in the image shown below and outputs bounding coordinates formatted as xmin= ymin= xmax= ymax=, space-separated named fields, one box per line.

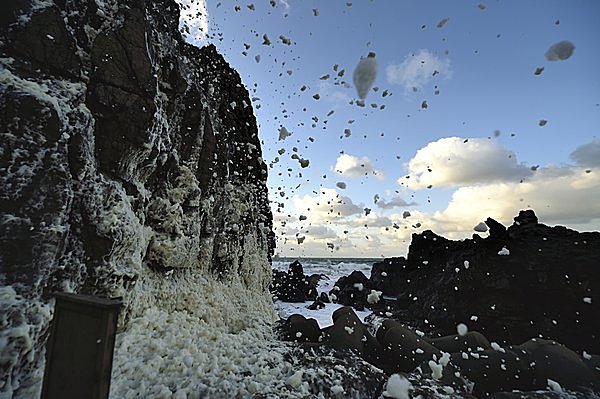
xmin=516 ymin=339 xmax=600 ymax=391
xmin=280 ymin=314 xmax=321 ymax=343
xmin=270 ymin=260 xmax=319 ymax=302
xmin=329 ymin=270 xmax=372 ymax=310
xmin=322 ymin=306 xmax=367 ymax=352
xmin=376 ymin=319 xmax=441 ymax=374
xmin=427 ymin=331 xmax=491 ymax=353
xmin=306 ymin=298 xmax=326 ymax=310
xmin=449 ymin=347 xmax=535 ymax=396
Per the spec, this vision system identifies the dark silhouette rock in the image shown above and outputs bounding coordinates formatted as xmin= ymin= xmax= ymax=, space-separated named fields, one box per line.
xmin=376 ymin=319 xmax=441 ymax=374
xmin=427 ymin=331 xmax=491 ymax=353
xmin=282 ymin=307 xmax=599 ymax=398
xmin=307 ymin=298 xmax=326 ymax=310
xmin=322 ymin=306 xmax=367 ymax=352
xmin=1 ymin=1 xmax=275 ymax=395
xmin=279 ymin=314 xmax=321 ymax=343
xmin=329 ymin=270 xmax=372 ymax=310
xmin=370 ymin=256 xmax=408 ymax=296
xmin=319 ymin=291 xmax=331 ymax=303
xmin=270 ymin=260 xmax=319 ymax=302
xmin=449 ymin=338 xmax=600 ymax=396
xmin=517 ymin=339 xmax=599 ymax=391
xmin=449 ymin=346 xmax=536 ymax=396
xmin=373 ymin=210 xmax=600 ymax=354
xmin=514 ymin=209 xmax=538 ymax=225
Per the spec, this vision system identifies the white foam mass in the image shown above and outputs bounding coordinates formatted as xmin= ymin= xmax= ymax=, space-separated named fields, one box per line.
xmin=367 ymin=290 xmax=382 ymax=304
xmin=428 ymin=360 xmax=443 ymax=379
xmin=382 ymin=373 xmax=412 ymax=399
xmin=497 ymin=247 xmax=510 ymax=256
xmin=353 ymin=53 xmax=377 ymax=99
xmin=110 ymin=271 xmax=302 ymax=398
xmin=545 ymin=40 xmax=575 ymax=61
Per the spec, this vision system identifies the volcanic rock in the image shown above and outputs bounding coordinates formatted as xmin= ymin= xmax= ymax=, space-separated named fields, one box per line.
xmin=329 ymin=270 xmax=373 ymax=310
xmin=270 ymin=260 xmax=319 ymax=302
xmin=373 ymin=210 xmax=600 ymax=354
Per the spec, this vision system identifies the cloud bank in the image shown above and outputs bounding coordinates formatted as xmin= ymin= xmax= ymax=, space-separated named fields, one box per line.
xmin=402 ymin=137 xmax=532 ymax=189
xmin=570 ymin=139 xmax=600 ymax=168
xmin=386 ymin=49 xmax=451 ymax=91
xmin=334 ymin=154 xmax=384 ymax=180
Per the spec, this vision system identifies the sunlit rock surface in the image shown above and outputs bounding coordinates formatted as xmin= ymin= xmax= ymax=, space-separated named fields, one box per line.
xmin=1 ymin=0 xmax=276 ymax=396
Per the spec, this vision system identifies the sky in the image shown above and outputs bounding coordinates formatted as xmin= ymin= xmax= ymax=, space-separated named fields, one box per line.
xmin=177 ymin=0 xmax=600 ymax=258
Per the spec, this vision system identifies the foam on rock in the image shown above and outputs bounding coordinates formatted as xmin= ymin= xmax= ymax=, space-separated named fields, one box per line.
xmin=1 ymin=0 xmax=274 ymax=396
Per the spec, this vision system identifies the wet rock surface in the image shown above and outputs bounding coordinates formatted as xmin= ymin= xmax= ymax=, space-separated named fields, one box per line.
xmin=1 ymin=0 xmax=274 ymax=395
xmin=270 ymin=260 xmax=320 ymax=302
xmin=280 ymin=307 xmax=600 ymax=398
xmin=278 ymin=210 xmax=599 ymax=397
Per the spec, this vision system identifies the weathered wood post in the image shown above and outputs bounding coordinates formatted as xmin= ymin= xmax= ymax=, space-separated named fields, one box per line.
xmin=41 ymin=293 xmax=122 ymax=399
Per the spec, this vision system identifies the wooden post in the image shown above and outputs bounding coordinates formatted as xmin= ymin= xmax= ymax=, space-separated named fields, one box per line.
xmin=41 ymin=293 xmax=122 ymax=399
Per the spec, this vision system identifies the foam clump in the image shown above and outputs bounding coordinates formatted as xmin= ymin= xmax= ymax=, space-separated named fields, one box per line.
xmin=545 ymin=40 xmax=575 ymax=61
xmin=353 ymin=52 xmax=377 ymax=99
xmin=382 ymin=373 xmax=412 ymax=399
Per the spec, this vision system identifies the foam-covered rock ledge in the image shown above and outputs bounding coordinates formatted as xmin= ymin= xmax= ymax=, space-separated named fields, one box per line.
xmin=1 ymin=0 xmax=278 ymax=396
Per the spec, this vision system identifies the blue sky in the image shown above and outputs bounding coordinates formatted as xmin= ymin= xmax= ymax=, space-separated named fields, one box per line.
xmin=179 ymin=0 xmax=600 ymax=257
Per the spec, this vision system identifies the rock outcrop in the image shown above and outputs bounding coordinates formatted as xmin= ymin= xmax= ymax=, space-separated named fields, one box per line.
xmin=370 ymin=210 xmax=599 ymax=354
xmin=1 ymin=0 xmax=274 ymax=396
xmin=270 ymin=260 xmax=320 ymax=302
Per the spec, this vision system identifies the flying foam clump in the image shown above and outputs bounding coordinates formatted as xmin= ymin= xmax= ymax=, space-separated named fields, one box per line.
xmin=353 ymin=52 xmax=377 ymax=99
xmin=278 ymin=126 xmax=291 ymax=141
xmin=545 ymin=41 xmax=575 ymax=61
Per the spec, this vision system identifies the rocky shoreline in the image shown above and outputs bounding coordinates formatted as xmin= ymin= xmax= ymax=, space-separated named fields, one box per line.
xmin=273 ymin=210 xmax=600 ymax=397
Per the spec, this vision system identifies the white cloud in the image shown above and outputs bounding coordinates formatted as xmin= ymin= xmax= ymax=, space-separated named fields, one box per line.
xmin=376 ymin=196 xmax=418 ymax=209
xmin=424 ymin=166 xmax=600 ymax=234
xmin=275 ymin=142 xmax=600 ymax=258
xmin=318 ymin=81 xmax=352 ymax=106
xmin=347 ymin=214 xmax=393 ymax=228
xmin=402 ymin=137 xmax=532 ymax=190
xmin=292 ymin=187 xmax=363 ymax=221
xmin=334 ymin=154 xmax=385 ymax=180
xmin=570 ymin=139 xmax=600 ymax=168
xmin=386 ymin=49 xmax=451 ymax=91
xmin=176 ymin=0 xmax=209 ymax=42
xmin=300 ymin=225 xmax=338 ymax=240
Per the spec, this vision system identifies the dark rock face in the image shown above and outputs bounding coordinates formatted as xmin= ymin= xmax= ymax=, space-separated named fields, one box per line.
xmin=374 ymin=210 xmax=599 ymax=354
xmin=329 ymin=270 xmax=373 ymax=310
xmin=1 ymin=0 xmax=274 ymax=395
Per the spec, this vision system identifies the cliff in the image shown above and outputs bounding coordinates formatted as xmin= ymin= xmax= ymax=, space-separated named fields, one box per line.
xmin=1 ymin=0 xmax=276 ymax=396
